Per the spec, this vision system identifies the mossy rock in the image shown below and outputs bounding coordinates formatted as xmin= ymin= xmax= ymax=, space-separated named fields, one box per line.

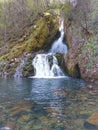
xmin=48 ymin=55 xmax=53 ymax=68
xmin=6 ymin=62 xmax=19 ymax=76
xmin=0 ymin=63 xmax=5 ymax=71
xmin=65 ymin=53 xmax=81 ymax=78
xmin=22 ymin=54 xmax=35 ymax=77
xmin=22 ymin=64 xmax=34 ymax=77
xmin=1 ymin=43 xmax=26 ymax=61
xmin=0 ymin=61 xmax=19 ymax=77
xmin=55 ymin=53 xmax=64 ymax=66
xmin=26 ymin=13 xmax=59 ymax=52
xmin=55 ymin=53 xmax=66 ymax=72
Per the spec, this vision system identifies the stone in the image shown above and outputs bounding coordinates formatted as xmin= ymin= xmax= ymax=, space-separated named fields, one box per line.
xmin=86 ymin=112 xmax=98 ymax=126
xmin=18 ymin=114 xmax=30 ymax=122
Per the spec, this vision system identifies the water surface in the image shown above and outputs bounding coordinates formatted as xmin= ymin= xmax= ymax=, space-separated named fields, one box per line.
xmin=0 ymin=77 xmax=98 ymax=130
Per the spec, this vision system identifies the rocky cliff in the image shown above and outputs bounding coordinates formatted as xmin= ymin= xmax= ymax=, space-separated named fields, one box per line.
xmin=0 ymin=13 xmax=59 ymax=77
xmin=65 ymin=20 xmax=98 ymax=83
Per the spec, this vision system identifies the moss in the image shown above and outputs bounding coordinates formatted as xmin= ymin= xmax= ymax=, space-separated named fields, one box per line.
xmin=0 ymin=64 xmax=5 ymax=71
xmin=0 ymin=57 xmax=3 ymax=61
xmin=22 ymin=64 xmax=34 ymax=77
xmin=1 ymin=43 xmax=26 ymax=61
xmin=55 ymin=53 xmax=63 ymax=65
xmin=5 ymin=62 xmax=19 ymax=76
xmin=26 ymin=13 xmax=59 ymax=52
xmin=22 ymin=55 xmax=34 ymax=77
xmin=26 ymin=18 xmax=49 ymax=52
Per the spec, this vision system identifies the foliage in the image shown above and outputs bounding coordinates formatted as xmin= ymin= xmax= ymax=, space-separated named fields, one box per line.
xmin=0 ymin=0 xmax=50 ymax=53
xmin=79 ymin=36 xmax=98 ymax=70
xmin=22 ymin=55 xmax=34 ymax=77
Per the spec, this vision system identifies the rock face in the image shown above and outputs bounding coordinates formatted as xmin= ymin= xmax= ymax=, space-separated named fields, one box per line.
xmin=65 ymin=35 xmax=82 ymax=78
xmin=63 ymin=0 xmax=98 ymax=82
xmin=65 ymin=25 xmax=98 ymax=82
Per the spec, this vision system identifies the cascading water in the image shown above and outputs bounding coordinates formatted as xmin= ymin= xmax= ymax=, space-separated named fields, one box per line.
xmin=50 ymin=20 xmax=67 ymax=54
xmin=32 ymin=19 xmax=68 ymax=78
xmin=32 ymin=54 xmax=64 ymax=78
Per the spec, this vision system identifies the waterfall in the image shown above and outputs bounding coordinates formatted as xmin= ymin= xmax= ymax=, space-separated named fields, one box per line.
xmin=32 ymin=54 xmax=64 ymax=78
xmin=32 ymin=54 xmax=51 ymax=77
xmin=49 ymin=20 xmax=67 ymax=54
xmin=32 ymin=19 xmax=68 ymax=78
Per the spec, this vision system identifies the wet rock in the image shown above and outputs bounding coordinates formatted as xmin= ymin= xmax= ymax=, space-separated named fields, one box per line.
xmin=6 ymin=120 xmax=21 ymax=130
xmin=39 ymin=116 xmax=48 ymax=124
xmin=18 ymin=114 xmax=30 ymax=122
xmin=53 ymin=89 xmax=68 ymax=97
xmin=48 ymin=55 xmax=53 ymax=68
xmin=0 ymin=106 xmax=5 ymax=111
xmin=55 ymin=53 xmax=65 ymax=71
xmin=22 ymin=63 xmax=34 ymax=77
xmin=86 ymin=113 xmax=98 ymax=126
xmin=84 ymin=122 xmax=98 ymax=130
xmin=9 ymin=102 xmax=31 ymax=116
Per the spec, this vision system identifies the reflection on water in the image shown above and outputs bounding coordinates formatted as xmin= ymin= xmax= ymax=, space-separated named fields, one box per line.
xmin=0 ymin=78 xmax=98 ymax=130
xmin=0 ymin=78 xmax=32 ymax=102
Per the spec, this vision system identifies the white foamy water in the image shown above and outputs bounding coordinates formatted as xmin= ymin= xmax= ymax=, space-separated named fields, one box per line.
xmin=50 ymin=20 xmax=67 ymax=54
xmin=32 ymin=19 xmax=68 ymax=78
xmin=32 ymin=54 xmax=65 ymax=78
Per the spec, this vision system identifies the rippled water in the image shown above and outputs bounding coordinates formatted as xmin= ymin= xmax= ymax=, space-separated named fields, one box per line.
xmin=0 ymin=77 xmax=98 ymax=130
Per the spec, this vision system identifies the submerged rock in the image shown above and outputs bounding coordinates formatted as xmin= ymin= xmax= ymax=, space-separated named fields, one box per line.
xmin=84 ymin=122 xmax=98 ymax=130
xmin=86 ymin=113 xmax=98 ymax=126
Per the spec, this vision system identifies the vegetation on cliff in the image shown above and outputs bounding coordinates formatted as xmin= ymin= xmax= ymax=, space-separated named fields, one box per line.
xmin=0 ymin=0 xmax=61 ymax=77
xmin=64 ymin=0 xmax=98 ymax=82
